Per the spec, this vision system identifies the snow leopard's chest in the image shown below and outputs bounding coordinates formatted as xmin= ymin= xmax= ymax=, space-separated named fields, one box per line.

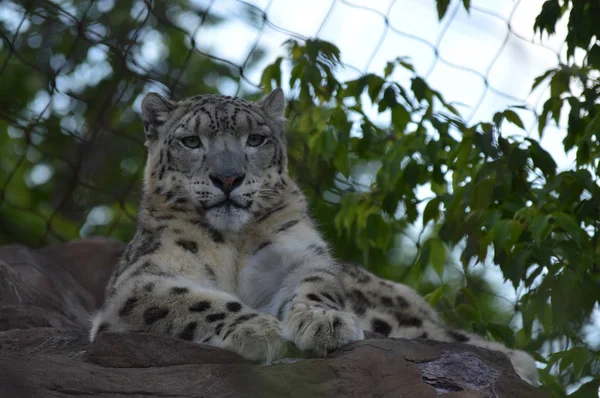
xmin=151 ymin=226 xmax=284 ymax=306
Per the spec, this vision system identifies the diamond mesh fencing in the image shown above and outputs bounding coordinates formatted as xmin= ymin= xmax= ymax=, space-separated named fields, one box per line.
xmin=0 ymin=0 xmax=563 ymax=247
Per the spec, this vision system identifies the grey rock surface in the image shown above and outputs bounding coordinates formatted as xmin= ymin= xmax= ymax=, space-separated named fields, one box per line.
xmin=0 ymin=238 xmax=549 ymax=398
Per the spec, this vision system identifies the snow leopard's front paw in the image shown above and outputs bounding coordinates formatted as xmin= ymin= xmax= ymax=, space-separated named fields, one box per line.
xmin=282 ymin=303 xmax=364 ymax=356
xmin=221 ymin=313 xmax=293 ymax=363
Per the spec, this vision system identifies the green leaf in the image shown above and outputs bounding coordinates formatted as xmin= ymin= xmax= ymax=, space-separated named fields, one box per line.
xmin=398 ymin=58 xmax=415 ymax=72
xmin=424 ymin=285 xmax=445 ymax=306
xmin=550 ymin=347 xmax=591 ymax=377
xmin=403 ymin=161 xmax=420 ymax=187
xmin=290 ymin=63 xmax=305 ymax=88
xmin=366 ymin=215 xmax=392 ymax=249
xmin=568 ymin=347 xmax=591 ymax=378
xmin=259 ymin=57 xmax=282 ymax=91
xmin=462 ymin=0 xmax=471 ymax=12
xmin=472 ymin=177 xmax=495 ymax=209
xmin=549 ymin=69 xmax=570 ymax=97
xmin=423 ymin=197 xmax=441 ymax=225
xmin=459 ymin=287 xmax=480 ymax=309
xmin=383 ymin=57 xmax=413 ymax=78
xmin=367 ymin=74 xmax=385 ymax=103
xmin=436 ymin=0 xmax=451 ymax=20
xmin=570 ymin=380 xmax=600 ymax=398
xmin=456 ymin=303 xmax=479 ymax=321
xmin=531 ymin=69 xmax=554 ymax=90
xmin=537 ymin=97 xmax=563 ymax=138
xmin=487 ymin=323 xmax=515 ymax=347
xmin=379 ymin=147 xmax=404 ymax=187
xmin=391 ymin=104 xmax=410 ymax=132
xmin=589 ymin=44 xmax=600 ymax=67
xmin=445 ymin=102 xmax=460 ymax=116
xmin=492 ymin=111 xmax=503 ymax=129
xmin=552 ymin=211 xmax=582 ymax=246
xmin=527 ymin=138 xmax=557 ymax=176
xmin=343 ymin=203 xmax=356 ymax=234
xmin=384 ymin=62 xmax=395 ymax=78
xmin=490 ymin=220 xmax=511 ymax=250
xmin=345 ymin=76 xmax=368 ymax=98
xmin=356 ymin=203 xmax=378 ymax=230
xmin=530 ymin=214 xmax=551 ymax=244
xmin=503 ymin=110 xmax=525 ymax=129
xmin=380 ymin=86 xmax=398 ymax=111
xmin=455 ymin=137 xmax=473 ymax=169
xmin=533 ymin=0 xmax=561 ymax=35
xmin=428 ymin=237 xmax=447 ymax=279
xmin=431 ymin=181 xmax=447 ymax=195
xmin=333 ymin=143 xmax=350 ymax=178
xmin=411 ymin=77 xmax=430 ymax=102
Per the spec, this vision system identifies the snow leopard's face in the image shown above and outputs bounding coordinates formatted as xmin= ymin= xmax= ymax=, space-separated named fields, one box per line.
xmin=141 ymin=89 xmax=287 ymax=231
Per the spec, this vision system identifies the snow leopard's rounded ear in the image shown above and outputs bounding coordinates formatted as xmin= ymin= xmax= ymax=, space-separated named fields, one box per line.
xmin=141 ymin=92 xmax=175 ymax=141
xmin=258 ymin=88 xmax=285 ymax=122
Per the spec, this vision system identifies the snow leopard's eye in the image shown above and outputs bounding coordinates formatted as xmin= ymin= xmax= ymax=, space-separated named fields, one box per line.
xmin=180 ymin=136 xmax=202 ymax=149
xmin=246 ymin=134 xmax=266 ymax=147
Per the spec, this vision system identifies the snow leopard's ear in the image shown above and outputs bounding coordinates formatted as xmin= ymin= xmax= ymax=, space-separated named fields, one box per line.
xmin=258 ymin=88 xmax=285 ymax=122
xmin=141 ymin=92 xmax=175 ymax=142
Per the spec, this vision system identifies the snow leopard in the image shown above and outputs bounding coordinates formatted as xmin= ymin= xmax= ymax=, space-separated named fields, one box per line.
xmin=89 ymin=88 xmax=538 ymax=385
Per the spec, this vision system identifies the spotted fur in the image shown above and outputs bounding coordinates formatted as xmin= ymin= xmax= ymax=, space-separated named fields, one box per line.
xmin=90 ymin=89 xmax=538 ymax=385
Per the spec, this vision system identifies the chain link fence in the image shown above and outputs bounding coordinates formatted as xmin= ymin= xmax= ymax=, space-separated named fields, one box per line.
xmin=0 ymin=0 xmax=564 ymax=247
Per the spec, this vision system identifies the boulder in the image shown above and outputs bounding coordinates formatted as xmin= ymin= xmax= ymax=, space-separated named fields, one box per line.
xmin=39 ymin=237 xmax=125 ymax=308
xmin=0 ymin=238 xmax=549 ymax=397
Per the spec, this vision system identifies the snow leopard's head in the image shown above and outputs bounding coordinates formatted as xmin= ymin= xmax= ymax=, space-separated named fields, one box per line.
xmin=141 ymin=89 xmax=287 ymax=231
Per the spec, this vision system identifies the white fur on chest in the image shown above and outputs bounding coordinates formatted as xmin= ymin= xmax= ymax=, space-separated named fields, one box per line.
xmin=237 ymin=229 xmax=324 ymax=313
xmin=155 ymin=230 xmax=238 ymax=293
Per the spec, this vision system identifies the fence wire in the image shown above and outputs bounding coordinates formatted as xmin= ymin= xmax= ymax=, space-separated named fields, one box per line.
xmin=0 ymin=0 xmax=562 ymax=247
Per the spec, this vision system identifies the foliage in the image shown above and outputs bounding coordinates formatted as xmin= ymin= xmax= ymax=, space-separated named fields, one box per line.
xmin=0 ymin=0 xmax=253 ymax=246
xmin=0 ymin=0 xmax=598 ymax=396
xmin=262 ymin=35 xmax=599 ymax=395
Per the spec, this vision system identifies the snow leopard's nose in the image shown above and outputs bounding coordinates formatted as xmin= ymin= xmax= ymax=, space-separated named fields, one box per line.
xmin=209 ymin=173 xmax=245 ymax=194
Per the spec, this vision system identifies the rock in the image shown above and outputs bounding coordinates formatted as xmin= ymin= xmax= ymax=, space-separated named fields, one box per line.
xmin=0 ymin=238 xmax=125 ymax=332
xmin=0 ymin=327 xmax=88 ymax=357
xmin=0 ymin=238 xmax=550 ymax=397
xmin=0 ymin=246 xmax=93 ymax=331
xmin=39 ymin=237 xmax=125 ymax=308
xmin=0 ymin=305 xmax=53 ymax=331
xmin=86 ymin=332 xmax=243 ymax=367
xmin=0 ymin=330 xmax=547 ymax=398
